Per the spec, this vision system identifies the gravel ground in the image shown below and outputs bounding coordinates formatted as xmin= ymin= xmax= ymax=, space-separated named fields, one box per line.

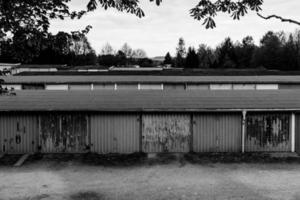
xmin=1 ymin=155 xmax=300 ymax=200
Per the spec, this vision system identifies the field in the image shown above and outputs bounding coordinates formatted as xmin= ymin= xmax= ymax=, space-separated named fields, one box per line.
xmin=1 ymin=154 xmax=300 ymax=200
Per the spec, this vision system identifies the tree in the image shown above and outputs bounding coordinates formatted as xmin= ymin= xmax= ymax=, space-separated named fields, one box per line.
xmin=197 ymin=44 xmax=215 ymax=68
xmin=100 ymin=43 xmax=115 ymax=55
xmin=235 ymin=36 xmax=256 ymax=68
xmin=120 ymin=43 xmax=133 ymax=58
xmin=258 ymin=31 xmax=285 ymax=70
xmin=175 ymin=38 xmax=186 ymax=68
xmin=163 ymin=52 xmax=172 ymax=65
xmin=132 ymin=49 xmax=147 ymax=58
xmin=2 ymin=0 xmax=300 ymax=40
xmin=185 ymin=47 xmax=199 ymax=68
xmin=215 ymin=37 xmax=237 ymax=68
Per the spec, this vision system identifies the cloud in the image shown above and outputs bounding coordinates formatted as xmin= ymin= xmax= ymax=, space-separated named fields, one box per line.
xmin=49 ymin=0 xmax=300 ymax=57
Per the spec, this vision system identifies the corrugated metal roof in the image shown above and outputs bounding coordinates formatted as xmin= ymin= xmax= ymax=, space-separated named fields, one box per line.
xmin=2 ymin=75 xmax=300 ymax=84
xmin=0 ymin=90 xmax=300 ymax=111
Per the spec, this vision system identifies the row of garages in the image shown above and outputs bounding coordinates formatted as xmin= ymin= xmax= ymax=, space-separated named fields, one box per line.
xmin=0 ymin=112 xmax=297 ymax=154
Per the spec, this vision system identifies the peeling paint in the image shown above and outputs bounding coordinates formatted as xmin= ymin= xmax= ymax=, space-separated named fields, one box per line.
xmin=142 ymin=114 xmax=191 ymax=153
xmin=246 ymin=113 xmax=290 ymax=152
xmin=40 ymin=114 xmax=88 ymax=153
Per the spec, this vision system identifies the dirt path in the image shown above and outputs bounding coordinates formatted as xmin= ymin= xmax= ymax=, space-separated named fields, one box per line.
xmin=1 ymin=162 xmax=300 ymax=200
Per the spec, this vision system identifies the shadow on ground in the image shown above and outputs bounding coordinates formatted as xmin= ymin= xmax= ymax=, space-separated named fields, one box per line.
xmin=1 ymin=152 xmax=300 ymax=167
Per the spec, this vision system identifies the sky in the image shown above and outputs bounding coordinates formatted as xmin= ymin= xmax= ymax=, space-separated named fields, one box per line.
xmin=49 ymin=0 xmax=300 ymax=57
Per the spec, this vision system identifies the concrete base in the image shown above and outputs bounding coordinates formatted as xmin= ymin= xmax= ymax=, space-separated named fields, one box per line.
xmin=269 ymin=152 xmax=300 ymax=158
xmin=14 ymin=154 xmax=30 ymax=167
xmin=147 ymin=153 xmax=158 ymax=159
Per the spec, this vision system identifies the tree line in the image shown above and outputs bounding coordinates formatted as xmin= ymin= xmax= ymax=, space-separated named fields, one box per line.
xmin=166 ymin=30 xmax=300 ymax=71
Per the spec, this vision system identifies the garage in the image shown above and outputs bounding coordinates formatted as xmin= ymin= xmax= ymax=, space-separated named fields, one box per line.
xmin=40 ymin=113 xmax=89 ymax=153
xmin=193 ymin=113 xmax=242 ymax=152
xmin=0 ymin=114 xmax=38 ymax=154
xmin=142 ymin=114 xmax=191 ymax=153
xmin=91 ymin=114 xmax=140 ymax=154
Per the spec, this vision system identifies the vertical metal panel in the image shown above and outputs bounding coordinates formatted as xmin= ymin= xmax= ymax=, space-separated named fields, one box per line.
xmin=233 ymin=84 xmax=256 ymax=90
xmin=279 ymin=84 xmax=300 ymax=90
xmin=69 ymin=84 xmax=91 ymax=90
xmin=295 ymin=114 xmax=300 ymax=154
xmin=0 ymin=114 xmax=38 ymax=154
xmin=142 ymin=114 xmax=191 ymax=153
xmin=139 ymin=84 xmax=163 ymax=90
xmin=91 ymin=114 xmax=140 ymax=154
xmin=193 ymin=113 xmax=242 ymax=152
xmin=93 ymin=84 xmax=115 ymax=90
xmin=186 ymin=84 xmax=209 ymax=90
xmin=164 ymin=84 xmax=186 ymax=90
xmin=117 ymin=84 xmax=138 ymax=90
xmin=40 ymin=113 xmax=88 ymax=153
xmin=245 ymin=113 xmax=291 ymax=152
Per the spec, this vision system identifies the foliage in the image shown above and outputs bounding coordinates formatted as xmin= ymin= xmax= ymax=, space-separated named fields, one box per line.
xmin=175 ymin=38 xmax=186 ymax=68
xmin=185 ymin=47 xmax=199 ymax=68
xmin=163 ymin=52 xmax=172 ymax=65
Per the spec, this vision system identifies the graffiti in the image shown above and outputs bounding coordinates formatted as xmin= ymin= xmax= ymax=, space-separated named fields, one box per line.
xmin=15 ymin=134 xmax=21 ymax=144
xmin=142 ymin=115 xmax=191 ymax=153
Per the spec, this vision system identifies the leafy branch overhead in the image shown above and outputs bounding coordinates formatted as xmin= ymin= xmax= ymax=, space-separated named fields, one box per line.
xmin=0 ymin=0 xmax=300 ymax=38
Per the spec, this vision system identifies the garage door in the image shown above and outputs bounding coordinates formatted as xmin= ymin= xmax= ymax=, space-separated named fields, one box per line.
xmin=0 ymin=114 xmax=38 ymax=154
xmin=142 ymin=114 xmax=191 ymax=153
xmin=193 ymin=113 xmax=242 ymax=152
xmin=91 ymin=114 xmax=140 ymax=154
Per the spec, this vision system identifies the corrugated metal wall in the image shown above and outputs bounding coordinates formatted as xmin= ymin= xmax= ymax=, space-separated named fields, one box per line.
xmin=296 ymin=114 xmax=300 ymax=154
xmin=91 ymin=114 xmax=140 ymax=154
xmin=40 ymin=114 xmax=89 ymax=153
xmin=245 ymin=113 xmax=291 ymax=152
xmin=0 ymin=114 xmax=38 ymax=154
xmin=193 ymin=113 xmax=242 ymax=152
xmin=142 ymin=114 xmax=191 ymax=153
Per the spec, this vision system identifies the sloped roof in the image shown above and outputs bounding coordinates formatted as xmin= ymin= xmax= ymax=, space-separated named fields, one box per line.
xmin=2 ymin=75 xmax=300 ymax=84
xmin=0 ymin=90 xmax=299 ymax=112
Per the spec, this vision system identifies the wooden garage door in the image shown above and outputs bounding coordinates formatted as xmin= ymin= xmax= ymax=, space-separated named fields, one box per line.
xmin=0 ymin=114 xmax=38 ymax=154
xmin=193 ymin=113 xmax=242 ymax=152
xmin=40 ymin=114 xmax=88 ymax=153
xmin=142 ymin=114 xmax=191 ymax=153
xmin=91 ymin=114 xmax=140 ymax=154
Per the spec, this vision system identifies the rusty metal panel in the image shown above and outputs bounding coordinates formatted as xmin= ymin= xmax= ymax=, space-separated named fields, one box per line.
xmin=0 ymin=114 xmax=38 ymax=154
xmin=193 ymin=113 xmax=242 ymax=152
xmin=40 ymin=113 xmax=88 ymax=153
xmin=245 ymin=113 xmax=290 ymax=152
xmin=91 ymin=114 xmax=140 ymax=154
xmin=142 ymin=114 xmax=191 ymax=153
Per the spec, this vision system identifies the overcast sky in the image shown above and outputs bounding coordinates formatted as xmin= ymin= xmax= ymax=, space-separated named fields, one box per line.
xmin=49 ymin=0 xmax=300 ymax=57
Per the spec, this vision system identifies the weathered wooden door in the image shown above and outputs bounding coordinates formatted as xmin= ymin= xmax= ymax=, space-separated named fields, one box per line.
xmin=40 ymin=114 xmax=88 ymax=153
xmin=0 ymin=114 xmax=38 ymax=154
xmin=193 ymin=114 xmax=242 ymax=152
xmin=142 ymin=114 xmax=191 ymax=153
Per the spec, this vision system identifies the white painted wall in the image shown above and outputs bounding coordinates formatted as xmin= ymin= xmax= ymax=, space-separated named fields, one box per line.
xmin=1 ymin=84 xmax=22 ymax=90
xmin=210 ymin=84 xmax=233 ymax=90
xmin=256 ymin=84 xmax=279 ymax=90
xmin=45 ymin=84 xmax=68 ymax=90
xmin=186 ymin=84 xmax=209 ymax=90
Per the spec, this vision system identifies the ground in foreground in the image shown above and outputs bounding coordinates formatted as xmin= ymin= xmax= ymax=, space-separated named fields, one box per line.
xmin=1 ymin=155 xmax=300 ymax=200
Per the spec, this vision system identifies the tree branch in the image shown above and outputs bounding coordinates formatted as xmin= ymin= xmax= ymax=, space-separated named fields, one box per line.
xmin=257 ymin=13 xmax=300 ymax=26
